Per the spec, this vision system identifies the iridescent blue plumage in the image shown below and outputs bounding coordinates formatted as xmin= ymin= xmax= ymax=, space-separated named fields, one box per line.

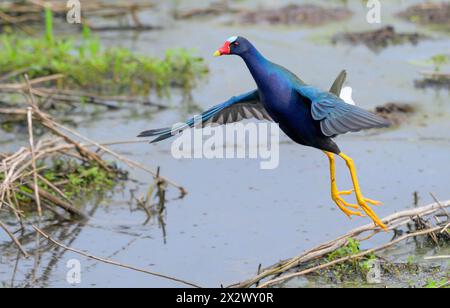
xmin=138 ymin=37 xmax=389 ymax=154
xmin=138 ymin=36 xmax=391 ymax=230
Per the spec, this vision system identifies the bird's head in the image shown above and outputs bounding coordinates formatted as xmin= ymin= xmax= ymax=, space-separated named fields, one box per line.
xmin=213 ymin=36 xmax=250 ymax=57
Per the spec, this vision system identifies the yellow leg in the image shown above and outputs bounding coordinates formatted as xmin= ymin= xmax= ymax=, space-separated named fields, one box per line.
xmin=325 ymin=152 xmax=363 ymax=218
xmin=338 ymin=153 xmax=387 ymax=231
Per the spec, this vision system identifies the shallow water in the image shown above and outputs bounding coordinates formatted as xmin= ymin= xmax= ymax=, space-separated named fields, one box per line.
xmin=0 ymin=0 xmax=449 ymax=288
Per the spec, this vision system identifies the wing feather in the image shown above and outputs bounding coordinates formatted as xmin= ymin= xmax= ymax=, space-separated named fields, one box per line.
xmin=296 ymin=85 xmax=390 ymax=137
xmin=138 ymin=90 xmax=273 ymax=143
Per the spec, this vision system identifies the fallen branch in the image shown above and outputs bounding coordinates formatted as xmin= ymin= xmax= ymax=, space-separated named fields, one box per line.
xmin=0 ymin=76 xmax=186 ymax=259
xmin=258 ymin=226 xmax=442 ymax=288
xmin=24 ymin=184 xmax=87 ymax=220
xmin=424 ymin=255 xmax=450 ymax=260
xmin=0 ymin=220 xmax=29 ymax=258
xmin=0 ymin=0 xmax=158 ymax=32
xmin=26 ymin=76 xmax=42 ymax=218
xmin=0 ymin=0 xmax=154 ymax=15
xmin=0 ymin=10 xmax=35 ymax=34
xmin=49 ymin=120 xmax=187 ymax=196
xmin=0 ymin=76 xmax=168 ymax=112
xmin=0 ymin=74 xmax=65 ymax=91
xmin=230 ymin=200 xmax=450 ymax=288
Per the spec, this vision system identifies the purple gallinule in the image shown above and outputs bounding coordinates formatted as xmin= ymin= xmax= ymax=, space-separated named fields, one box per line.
xmin=139 ymin=37 xmax=390 ymax=230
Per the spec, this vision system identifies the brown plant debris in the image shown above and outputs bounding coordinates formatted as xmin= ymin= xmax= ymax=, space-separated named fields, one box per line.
xmin=0 ymin=75 xmax=168 ymax=113
xmin=235 ymin=4 xmax=352 ymax=26
xmin=374 ymin=102 xmax=416 ymax=125
xmin=174 ymin=1 xmax=239 ymax=19
xmin=415 ymin=72 xmax=450 ymax=90
xmin=332 ymin=26 xmax=428 ymax=51
xmin=0 ymin=75 xmax=186 ymax=257
xmin=398 ymin=2 xmax=450 ymax=25
xmin=229 ymin=201 xmax=450 ymax=288
xmin=0 ymin=0 xmax=157 ymax=32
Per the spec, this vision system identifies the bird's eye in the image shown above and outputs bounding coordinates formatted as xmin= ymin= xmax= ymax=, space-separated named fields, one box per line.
xmin=233 ymin=42 xmax=239 ymax=46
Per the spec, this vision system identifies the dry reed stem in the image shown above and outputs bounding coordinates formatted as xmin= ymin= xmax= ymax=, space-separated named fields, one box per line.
xmin=0 ymin=220 xmax=29 ymax=257
xmin=0 ymin=74 xmax=64 ymax=91
xmin=1 ymin=74 xmax=185 ymax=194
xmin=0 ymin=11 xmax=34 ymax=34
xmin=230 ymin=200 xmax=450 ymax=288
xmin=0 ymin=74 xmax=186 ymax=255
xmin=32 ymin=225 xmax=201 ymax=288
xmin=0 ymin=0 xmax=155 ymax=31
xmin=257 ymin=226 xmax=443 ymax=288
xmin=27 ymin=107 xmax=42 ymax=217
xmin=424 ymin=255 xmax=450 ymax=260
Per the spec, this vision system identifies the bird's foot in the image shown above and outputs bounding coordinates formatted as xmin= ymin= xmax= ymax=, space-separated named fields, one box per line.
xmin=364 ymin=197 xmax=382 ymax=206
xmin=332 ymin=190 xmax=386 ymax=230
xmin=332 ymin=190 xmax=364 ymax=218
xmin=338 ymin=189 xmax=383 ymax=206
xmin=354 ymin=195 xmax=388 ymax=231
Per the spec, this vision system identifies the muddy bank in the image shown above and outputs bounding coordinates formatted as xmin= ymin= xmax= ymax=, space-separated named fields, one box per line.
xmin=398 ymin=2 xmax=450 ymax=26
xmin=231 ymin=202 xmax=450 ymax=288
xmin=0 ymin=0 xmax=156 ymax=32
xmin=295 ymin=260 xmax=444 ymax=288
xmin=174 ymin=1 xmax=238 ymax=19
xmin=332 ymin=26 xmax=427 ymax=51
xmin=415 ymin=72 xmax=450 ymax=90
xmin=374 ymin=102 xmax=416 ymax=126
xmin=175 ymin=3 xmax=352 ymax=26
xmin=282 ymin=255 xmax=448 ymax=288
xmin=235 ymin=4 xmax=352 ymax=26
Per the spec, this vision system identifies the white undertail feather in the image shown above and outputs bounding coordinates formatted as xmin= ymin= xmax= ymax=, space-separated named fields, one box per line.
xmin=340 ymin=86 xmax=356 ymax=105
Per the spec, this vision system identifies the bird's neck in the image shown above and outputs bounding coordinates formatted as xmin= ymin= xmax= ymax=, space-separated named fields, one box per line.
xmin=241 ymin=46 xmax=271 ymax=88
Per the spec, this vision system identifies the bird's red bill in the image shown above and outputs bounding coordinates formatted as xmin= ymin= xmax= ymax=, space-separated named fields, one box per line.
xmin=214 ymin=41 xmax=231 ymax=56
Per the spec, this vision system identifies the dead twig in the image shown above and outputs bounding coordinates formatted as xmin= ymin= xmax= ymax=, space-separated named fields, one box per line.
xmin=0 ymin=74 xmax=65 ymax=91
xmin=0 ymin=220 xmax=29 ymax=258
xmin=0 ymin=76 xmax=186 ymax=261
xmin=424 ymin=255 xmax=450 ymax=260
xmin=230 ymin=200 xmax=450 ymax=288
xmin=50 ymin=120 xmax=187 ymax=196
xmin=32 ymin=225 xmax=201 ymax=288
xmin=257 ymin=226 xmax=442 ymax=288
xmin=26 ymin=81 xmax=42 ymax=217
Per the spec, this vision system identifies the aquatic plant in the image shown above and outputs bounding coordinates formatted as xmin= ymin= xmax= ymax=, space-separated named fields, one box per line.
xmin=430 ymin=54 xmax=450 ymax=72
xmin=411 ymin=54 xmax=450 ymax=90
xmin=425 ymin=278 xmax=449 ymax=289
xmin=0 ymin=81 xmax=186 ymax=262
xmin=0 ymin=158 xmax=122 ymax=215
xmin=232 ymin=201 xmax=450 ymax=288
xmin=323 ymin=238 xmax=379 ymax=281
xmin=0 ymin=9 xmax=208 ymax=97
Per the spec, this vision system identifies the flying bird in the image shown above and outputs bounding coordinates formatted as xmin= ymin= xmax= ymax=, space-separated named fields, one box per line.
xmin=138 ymin=37 xmax=390 ymax=230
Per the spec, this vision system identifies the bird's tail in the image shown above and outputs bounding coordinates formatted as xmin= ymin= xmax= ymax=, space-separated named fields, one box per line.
xmin=330 ymin=70 xmax=347 ymax=96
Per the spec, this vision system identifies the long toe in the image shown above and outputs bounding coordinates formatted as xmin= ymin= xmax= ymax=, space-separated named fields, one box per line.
xmin=334 ymin=190 xmax=359 ymax=209
xmin=365 ymin=198 xmax=382 ymax=206
xmin=338 ymin=189 xmax=354 ymax=196
xmin=357 ymin=200 xmax=388 ymax=230
xmin=334 ymin=198 xmax=365 ymax=218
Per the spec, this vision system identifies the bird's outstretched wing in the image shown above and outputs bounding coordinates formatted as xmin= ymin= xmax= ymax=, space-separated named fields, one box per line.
xmin=137 ymin=90 xmax=273 ymax=143
xmin=296 ymin=84 xmax=390 ymax=137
